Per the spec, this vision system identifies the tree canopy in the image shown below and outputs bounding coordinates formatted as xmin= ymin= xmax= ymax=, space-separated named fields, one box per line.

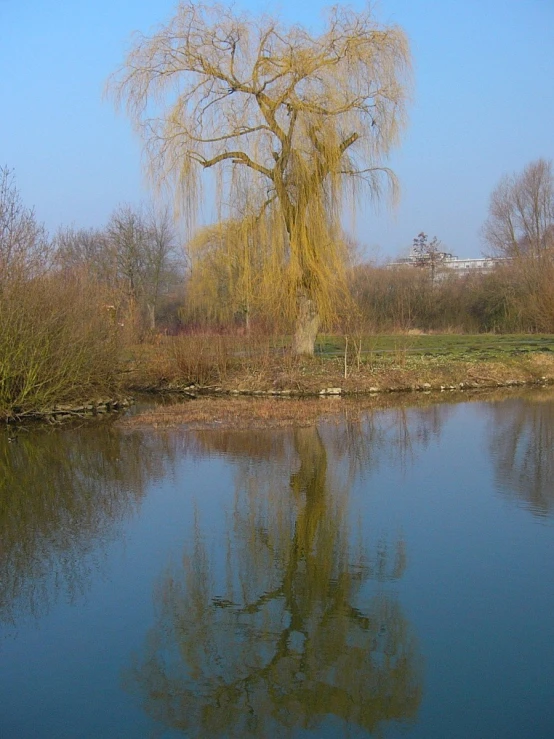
xmin=109 ymin=2 xmax=411 ymax=352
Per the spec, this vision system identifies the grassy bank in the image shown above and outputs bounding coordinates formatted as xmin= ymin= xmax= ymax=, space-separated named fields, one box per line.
xmin=122 ymin=332 xmax=554 ymax=396
xmin=118 ymin=332 xmax=554 ymax=432
xmin=5 ymin=330 xmax=554 ymax=422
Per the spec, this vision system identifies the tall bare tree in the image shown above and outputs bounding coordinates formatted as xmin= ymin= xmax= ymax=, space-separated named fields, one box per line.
xmin=55 ymin=204 xmax=182 ymax=334
xmin=411 ymin=232 xmax=452 ymax=283
xmin=54 ymin=225 xmax=114 ymax=284
xmin=483 ymin=159 xmax=554 ymax=331
xmin=483 ymin=159 xmax=554 ymax=260
xmin=0 ymin=165 xmax=49 ymax=281
xmin=106 ymin=204 xmax=182 ymax=331
xmin=144 ymin=204 xmax=182 ymax=330
xmin=108 ymin=2 xmax=411 ymax=353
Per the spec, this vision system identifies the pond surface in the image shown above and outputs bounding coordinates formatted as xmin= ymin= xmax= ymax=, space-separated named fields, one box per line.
xmin=1 ymin=391 xmax=554 ymax=738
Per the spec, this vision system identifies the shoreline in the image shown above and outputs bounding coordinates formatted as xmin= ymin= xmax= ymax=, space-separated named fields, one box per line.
xmin=5 ymin=352 xmax=554 ymax=426
xmin=126 ymin=350 xmax=554 ymax=398
xmin=118 ymin=380 xmax=554 ymax=432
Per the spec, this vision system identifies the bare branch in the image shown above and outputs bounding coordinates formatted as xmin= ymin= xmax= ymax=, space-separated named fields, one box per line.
xmin=200 ymin=151 xmax=273 ymax=179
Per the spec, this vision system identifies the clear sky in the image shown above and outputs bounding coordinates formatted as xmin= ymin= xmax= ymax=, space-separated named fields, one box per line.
xmin=1 ymin=0 xmax=553 ymax=259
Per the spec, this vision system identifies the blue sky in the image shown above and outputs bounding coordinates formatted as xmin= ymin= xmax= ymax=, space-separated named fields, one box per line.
xmin=1 ymin=0 xmax=553 ymax=259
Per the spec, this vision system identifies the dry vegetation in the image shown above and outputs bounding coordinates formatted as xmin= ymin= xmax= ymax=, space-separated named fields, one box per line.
xmin=122 ymin=331 xmax=554 ymax=404
xmin=3 ymin=151 xmax=554 ymax=424
xmin=0 ymin=274 xmax=120 ymax=418
xmin=0 ymin=167 xmax=121 ymax=420
xmin=118 ymin=384 xmax=552 ymax=431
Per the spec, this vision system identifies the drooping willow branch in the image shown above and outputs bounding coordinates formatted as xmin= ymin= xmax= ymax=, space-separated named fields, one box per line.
xmin=108 ymin=1 xmax=412 ymax=342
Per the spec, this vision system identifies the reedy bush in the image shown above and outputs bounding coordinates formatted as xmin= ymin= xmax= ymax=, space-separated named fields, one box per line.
xmin=0 ymin=272 xmax=119 ymax=417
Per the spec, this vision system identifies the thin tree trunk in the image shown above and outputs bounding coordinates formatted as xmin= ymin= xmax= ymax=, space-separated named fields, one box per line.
xmin=147 ymin=302 xmax=156 ymax=332
xmin=293 ymin=290 xmax=320 ymax=355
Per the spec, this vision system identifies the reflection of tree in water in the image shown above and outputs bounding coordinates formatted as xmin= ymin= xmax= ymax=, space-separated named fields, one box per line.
xmin=489 ymin=394 xmax=554 ymax=516
xmin=0 ymin=426 xmax=175 ymax=624
xmin=311 ymin=403 xmax=452 ymax=485
xmin=127 ymin=420 xmax=426 ymax=738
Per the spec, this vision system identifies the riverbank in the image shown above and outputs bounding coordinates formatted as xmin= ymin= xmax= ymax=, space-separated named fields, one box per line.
xmin=5 ymin=334 xmax=554 ymax=424
xmin=126 ymin=342 xmax=554 ymax=395
xmin=118 ymin=349 xmax=554 ymax=431
xmin=117 ymin=384 xmax=554 ymax=431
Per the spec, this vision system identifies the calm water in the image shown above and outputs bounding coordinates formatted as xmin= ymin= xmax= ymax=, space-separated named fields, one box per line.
xmin=1 ymin=391 xmax=554 ymax=738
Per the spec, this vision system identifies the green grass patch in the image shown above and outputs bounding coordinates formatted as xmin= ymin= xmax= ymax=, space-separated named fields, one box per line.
xmin=315 ymin=334 xmax=554 ymax=362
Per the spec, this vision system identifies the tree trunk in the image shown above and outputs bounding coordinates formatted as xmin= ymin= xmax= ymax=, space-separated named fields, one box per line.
xmin=146 ymin=302 xmax=156 ymax=332
xmin=293 ymin=291 xmax=320 ymax=355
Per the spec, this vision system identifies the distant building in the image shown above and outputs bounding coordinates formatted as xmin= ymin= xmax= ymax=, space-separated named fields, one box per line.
xmin=439 ymin=257 xmax=500 ymax=275
xmin=387 ymin=254 xmax=506 ymax=277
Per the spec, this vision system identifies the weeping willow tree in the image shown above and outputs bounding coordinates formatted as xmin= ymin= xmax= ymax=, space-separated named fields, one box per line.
xmin=184 ymin=218 xmax=264 ymax=329
xmin=109 ymin=2 xmax=411 ymax=353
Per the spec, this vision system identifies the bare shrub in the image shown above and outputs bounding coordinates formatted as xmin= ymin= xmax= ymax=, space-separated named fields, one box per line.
xmin=170 ymin=333 xmax=232 ymax=385
xmin=0 ymin=273 xmax=119 ymax=417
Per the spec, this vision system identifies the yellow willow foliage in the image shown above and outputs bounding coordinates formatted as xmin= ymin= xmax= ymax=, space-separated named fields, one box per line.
xmin=108 ymin=1 xmax=411 ymax=327
xmin=186 ymin=214 xmax=354 ymax=329
xmin=185 ymin=218 xmax=262 ymax=325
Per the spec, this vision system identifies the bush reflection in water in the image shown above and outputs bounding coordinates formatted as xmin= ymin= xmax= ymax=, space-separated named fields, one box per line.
xmin=0 ymin=425 xmax=176 ymax=624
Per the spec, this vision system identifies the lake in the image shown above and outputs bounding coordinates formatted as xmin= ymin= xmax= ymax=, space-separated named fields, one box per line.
xmin=1 ymin=390 xmax=554 ymax=738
